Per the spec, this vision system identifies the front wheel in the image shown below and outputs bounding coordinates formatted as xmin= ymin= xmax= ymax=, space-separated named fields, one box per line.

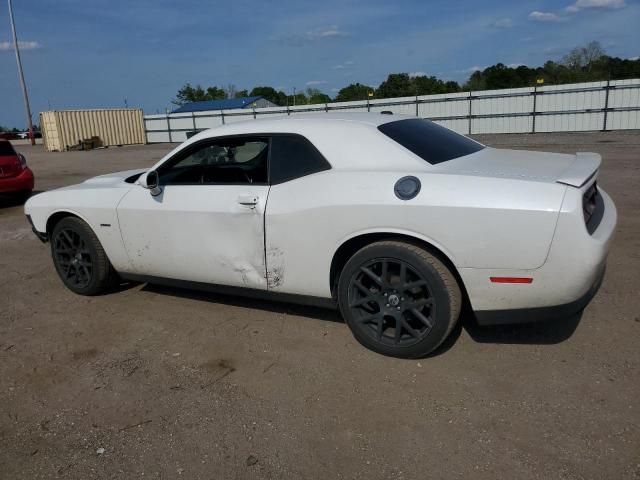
xmin=337 ymin=241 xmax=461 ymax=358
xmin=50 ymin=216 xmax=117 ymax=295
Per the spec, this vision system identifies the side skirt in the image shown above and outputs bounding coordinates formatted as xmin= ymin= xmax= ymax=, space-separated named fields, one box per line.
xmin=119 ymin=273 xmax=338 ymax=310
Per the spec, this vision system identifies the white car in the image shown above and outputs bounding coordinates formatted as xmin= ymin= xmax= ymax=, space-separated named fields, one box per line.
xmin=25 ymin=113 xmax=616 ymax=358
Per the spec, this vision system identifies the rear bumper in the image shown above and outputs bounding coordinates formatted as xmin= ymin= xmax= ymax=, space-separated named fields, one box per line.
xmin=474 ymin=264 xmax=605 ymax=325
xmin=0 ymin=167 xmax=34 ymax=193
xmin=461 ymin=187 xmax=616 ymax=323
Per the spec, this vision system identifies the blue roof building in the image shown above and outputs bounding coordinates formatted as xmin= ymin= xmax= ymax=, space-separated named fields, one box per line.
xmin=171 ymin=96 xmax=277 ymax=113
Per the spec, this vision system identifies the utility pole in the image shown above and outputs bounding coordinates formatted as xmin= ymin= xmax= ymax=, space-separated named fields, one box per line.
xmin=8 ymin=0 xmax=35 ymax=145
xmin=293 ymin=87 xmax=296 ymax=107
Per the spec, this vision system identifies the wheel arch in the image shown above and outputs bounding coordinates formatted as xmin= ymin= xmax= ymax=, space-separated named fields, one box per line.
xmin=46 ymin=209 xmax=90 ymax=237
xmin=329 ymin=231 xmax=467 ymax=300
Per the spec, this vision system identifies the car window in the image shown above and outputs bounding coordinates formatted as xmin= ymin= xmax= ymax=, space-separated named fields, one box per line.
xmin=0 ymin=142 xmax=16 ymax=156
xmin=378 ymin=118 xmax=484 ymax=165
xmin=269 ymin=135 xmax=331 ymax=184
xmin=158 ymin=137 xmax=269 ymax=185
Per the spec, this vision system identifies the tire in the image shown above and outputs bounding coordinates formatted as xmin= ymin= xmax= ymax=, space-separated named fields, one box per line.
xmin=50 ymin=216 xmax=117 ymax=295
xmin=337 ymin=240 xmax=461 ymax=358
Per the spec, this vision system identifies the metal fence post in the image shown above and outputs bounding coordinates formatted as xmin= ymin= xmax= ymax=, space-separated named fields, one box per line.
xmin=191 ymin=112 xmax=196 ymax=131
xmin=415 ymin=95 xmax=419 ymax=117
xmin=253 ymin=108 xmax=256 ymax=120
xmin=531 ymin=86 xmax=537 ymax=134
xmin=220 ymin=110 xmax=225 ymax=125
xmin=367 ymin=98 xmax=370 ymax=112
xmin=602 ymin=79 xmax=611 ymax=132
xmin=166 ymin=114 xmax=172 ymax=143
xmin=468 ymin=91 xmax=472 ymax=135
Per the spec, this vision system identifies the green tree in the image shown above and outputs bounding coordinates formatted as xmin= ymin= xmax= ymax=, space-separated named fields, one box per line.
xmin=376 ymin=73 xmax=414 ymax=98
xmin=412 ymin=75 xmax=460 ymax=95
xmin=206 ymin=86 xmax=227 ymax=100
xmin=306 ymin=88 xmax=331 ymax=104
xmin=235 ymin=89 xmax=249 ymax=98
xmin=172 ymin=83 xmax=208 ymax=105
xmin=249 ymin=86 xmax=288 ymax=106
xmin=334 ymin=83 xmax=374 ymax=102
xmin=290 ymin=92 xmax=308 ymax=105
xmin=172 ymin=83 xmax=228 ymax=106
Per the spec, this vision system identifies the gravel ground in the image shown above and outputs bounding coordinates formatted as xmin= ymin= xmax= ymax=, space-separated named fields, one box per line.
xmin=1 ymin=131 xmax=639 ymax=479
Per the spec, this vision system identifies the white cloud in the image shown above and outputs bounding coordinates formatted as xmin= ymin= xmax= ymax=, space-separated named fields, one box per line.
xmin=0 ymin=40 xmax=42 ymax=51
xmin=408 ymin=71 xmax=427 ymax=77
xmin=490 ymin=18 xmax=513 ymax=28
xmin=529 ymin=11 xmax=562 ymax=22
xmin=305 ymin=80 xmax=328 ymax=86
xmin=332 ymin=60 xmax=354 ymax=70
xmin=628 ymin=56 xmax=639 ymax=60
xmin=566 ymin=0 xmax=625 ymax=12
xmin=465 ymin=65 xmax=484 ymax=73
xmin=274 ymin=26 xmax=348 ymax=46
xmin=307 ymin=25 xmax=348 ymax=39
xmin=507 ymin=63 xmax=525 ymax=68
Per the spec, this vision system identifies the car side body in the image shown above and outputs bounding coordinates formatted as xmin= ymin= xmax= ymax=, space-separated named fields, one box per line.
xmin=25 ymin=113 xmax=616 ymax=355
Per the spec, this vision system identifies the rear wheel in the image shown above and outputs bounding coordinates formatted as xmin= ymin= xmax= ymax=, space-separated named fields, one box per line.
xmin=337 ymin=241 xmax=461 ymax=358
xmin=50 ymin=217 xmax=117 ymax=295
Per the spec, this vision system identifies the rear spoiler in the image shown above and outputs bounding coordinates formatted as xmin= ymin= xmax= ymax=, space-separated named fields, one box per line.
xmin=556 ymin=152 xmax=601 ymax=188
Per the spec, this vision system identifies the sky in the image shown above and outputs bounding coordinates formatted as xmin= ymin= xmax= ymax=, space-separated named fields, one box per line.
xmin=1 ymin=0 xmax=638 ymax=128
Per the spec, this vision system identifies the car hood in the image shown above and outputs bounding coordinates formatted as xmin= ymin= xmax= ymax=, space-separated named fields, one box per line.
xmin=433 ymin=147 xmax=597 ymax=186
xmin=81 ymin=168 xmax=147 ymax=186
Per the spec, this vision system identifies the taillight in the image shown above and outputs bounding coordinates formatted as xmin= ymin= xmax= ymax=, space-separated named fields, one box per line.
xmin=18 ymin=154 xmax=27 ymax=169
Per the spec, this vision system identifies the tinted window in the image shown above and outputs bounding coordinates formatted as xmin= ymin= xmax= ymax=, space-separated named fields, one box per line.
xmin=269 ymin=135 xmax=331 ymax=184
xmin=158 ymin=137 xmax=268 ymax=185
xmin=378 ymin=119 xmax=484 ymax=165
xmin=0 ymin=142 xmax=16 ymax=156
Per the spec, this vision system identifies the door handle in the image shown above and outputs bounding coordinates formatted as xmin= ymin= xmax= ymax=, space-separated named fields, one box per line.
xmin=237 ymin=194 xmax=258 ymax=207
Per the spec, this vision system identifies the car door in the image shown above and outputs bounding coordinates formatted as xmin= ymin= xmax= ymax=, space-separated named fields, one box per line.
xmin=117 ymin=135 xmax=270 ymax=289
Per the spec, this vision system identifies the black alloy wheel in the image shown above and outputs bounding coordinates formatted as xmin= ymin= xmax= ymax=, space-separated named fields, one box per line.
xmin=53 ymin=227 xmax=93 ymax=289
xmin=338 ymin=241 xmax=461 ymax=358
xmin=347 ymin=258 xmax=435 ymax=347
xmin=50 ymin=216 xmax=117 ymax=295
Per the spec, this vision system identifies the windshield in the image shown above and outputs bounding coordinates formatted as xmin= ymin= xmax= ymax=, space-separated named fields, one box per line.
xmin=378 ymin=118 xmax=484 ymax=165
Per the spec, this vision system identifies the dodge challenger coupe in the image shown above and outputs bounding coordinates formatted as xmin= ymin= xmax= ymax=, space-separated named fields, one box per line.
xmin=24 ymin=113 xmax=616 ymax=358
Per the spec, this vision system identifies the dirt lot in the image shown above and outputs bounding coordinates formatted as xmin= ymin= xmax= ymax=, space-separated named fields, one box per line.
xmin=1 ymin=132 xmax=639 ymax=479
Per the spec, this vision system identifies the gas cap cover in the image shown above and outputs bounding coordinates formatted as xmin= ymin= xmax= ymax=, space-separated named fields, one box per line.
xmin=394 ymin=176 xmax=421 ymax=200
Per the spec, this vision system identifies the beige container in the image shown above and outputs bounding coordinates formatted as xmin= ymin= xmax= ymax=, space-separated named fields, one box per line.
xmin=39 ymin=109 xmax=146 ymax=152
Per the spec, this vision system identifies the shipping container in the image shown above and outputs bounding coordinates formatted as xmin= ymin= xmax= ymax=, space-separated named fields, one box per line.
xmin=40 ymin=109 xmax=146 ymax=152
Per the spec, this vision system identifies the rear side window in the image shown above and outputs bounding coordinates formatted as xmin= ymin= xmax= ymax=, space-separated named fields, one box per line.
xmin=378 ymin=118 xmax=484 ymax=165
xmin=269 ymin=135 xmax=331 ymax=184
xmin=0 ymin=142 xmax=16 ymax=156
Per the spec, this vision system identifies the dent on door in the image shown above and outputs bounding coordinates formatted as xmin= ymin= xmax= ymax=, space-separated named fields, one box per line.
xmin=266 ymin=246 xmax=285 ymax=288
xmin=117 ymin=185 xmax=269 ymax=289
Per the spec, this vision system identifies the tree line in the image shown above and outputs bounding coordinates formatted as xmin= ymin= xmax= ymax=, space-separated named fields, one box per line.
xmin=172 ymin=41 xmax=640 ymax=107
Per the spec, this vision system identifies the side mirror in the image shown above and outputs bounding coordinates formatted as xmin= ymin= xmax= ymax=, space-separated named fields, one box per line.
xmin=144 ymin=170 xmax=162 ymax=197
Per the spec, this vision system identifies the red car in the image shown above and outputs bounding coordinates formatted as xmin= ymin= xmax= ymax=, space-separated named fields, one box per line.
xmin=0 ymin=139 xmax=34 ymax=198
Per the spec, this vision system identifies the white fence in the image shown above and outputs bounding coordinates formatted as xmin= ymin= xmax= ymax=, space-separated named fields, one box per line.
xmin=144 ymin=79 xmax=640 ymax=143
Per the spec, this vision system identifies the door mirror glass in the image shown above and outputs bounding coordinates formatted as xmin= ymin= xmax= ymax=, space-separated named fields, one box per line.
xmin=145 ymin=170 xmax=162 ymax=196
